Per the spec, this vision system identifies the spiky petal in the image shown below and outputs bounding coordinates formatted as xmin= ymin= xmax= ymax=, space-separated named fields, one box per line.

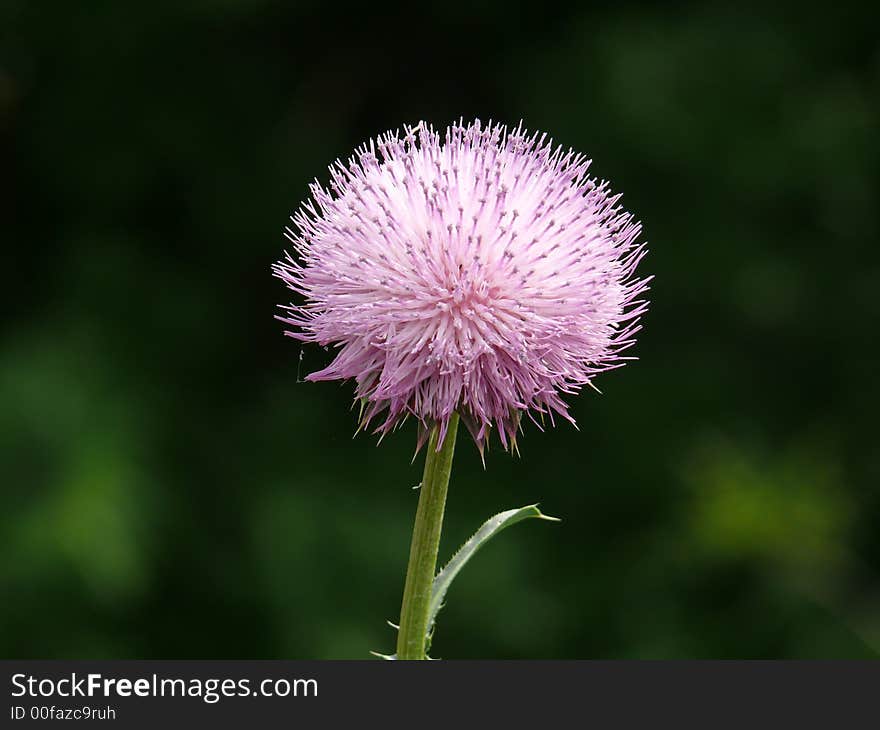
xmin=274 ymin=119 xmax=649 ymax=452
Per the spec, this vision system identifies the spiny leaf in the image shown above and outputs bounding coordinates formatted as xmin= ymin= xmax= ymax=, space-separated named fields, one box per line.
xmin=375 ymin=504 xmax=559 ymax=659
xmin=427 ymin=504 xmax=560 ymax=635
xmin=370 ymin=651 xmax=397 ymax=660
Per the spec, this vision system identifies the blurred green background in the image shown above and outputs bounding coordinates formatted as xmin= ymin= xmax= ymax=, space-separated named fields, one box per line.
xmin=3 ymin=1 xmax=879 ymax=659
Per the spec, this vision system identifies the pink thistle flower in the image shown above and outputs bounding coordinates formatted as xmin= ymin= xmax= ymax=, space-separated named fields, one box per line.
xmin=274 ymin=119 xmax=650 ymax=455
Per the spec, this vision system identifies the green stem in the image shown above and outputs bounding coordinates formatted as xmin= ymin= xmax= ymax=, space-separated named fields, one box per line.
xmin=396 ymin=412 xmax=460 ymax=659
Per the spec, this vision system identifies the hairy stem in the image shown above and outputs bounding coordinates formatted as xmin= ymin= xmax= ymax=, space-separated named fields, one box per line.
xmin=396 ymin=412 xmax=460 ymax=659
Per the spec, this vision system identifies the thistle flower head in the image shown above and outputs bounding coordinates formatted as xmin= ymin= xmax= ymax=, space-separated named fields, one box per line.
xmin=274 ymin=119 xmax=649 ymax=454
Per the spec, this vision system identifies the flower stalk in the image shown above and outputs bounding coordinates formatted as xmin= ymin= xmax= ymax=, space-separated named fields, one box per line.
xmin=396 ymin=412 xmax=460 ymax=659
